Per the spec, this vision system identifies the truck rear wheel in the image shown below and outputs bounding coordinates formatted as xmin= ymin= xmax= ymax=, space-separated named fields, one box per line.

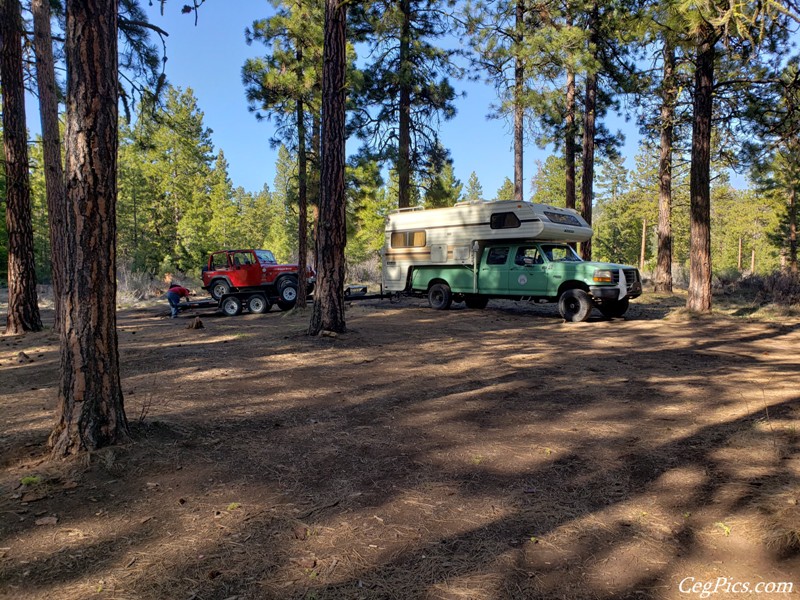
xmin=428 ymin=283 xmax=452 ymax=310
xmin=558 ymin=289 xmax=593 ymax=322
xmin=221 ymin=296 xmax=243 ymax=316
xmin=464 ymin=295 xmax=489 ymax=309
xmin=599 ymin=297 xmax=629 ymax=319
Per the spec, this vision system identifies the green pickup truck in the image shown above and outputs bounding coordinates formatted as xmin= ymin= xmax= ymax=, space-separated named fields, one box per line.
xmin=409 ymin=241 xmax=642 ymax=321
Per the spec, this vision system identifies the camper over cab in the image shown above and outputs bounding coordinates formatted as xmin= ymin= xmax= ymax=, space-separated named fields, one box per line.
xmin=382 ymin=199 xmax=642 ymax=322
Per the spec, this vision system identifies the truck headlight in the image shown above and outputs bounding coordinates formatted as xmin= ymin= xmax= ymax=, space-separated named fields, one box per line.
xmin=593 ymin=269 xmax=614 ymax=283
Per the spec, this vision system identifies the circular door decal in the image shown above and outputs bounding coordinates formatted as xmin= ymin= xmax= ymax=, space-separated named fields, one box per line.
xmin=517 ymin=274 xmax=528 ymax=285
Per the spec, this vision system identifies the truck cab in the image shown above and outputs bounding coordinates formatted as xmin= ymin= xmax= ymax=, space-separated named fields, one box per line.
xmin=409 ymin=241 xmax=642 ymax=321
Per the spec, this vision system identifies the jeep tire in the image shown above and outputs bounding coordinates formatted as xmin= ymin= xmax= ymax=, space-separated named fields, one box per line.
xmin=210 ymin=279 xmax=231 ymax=301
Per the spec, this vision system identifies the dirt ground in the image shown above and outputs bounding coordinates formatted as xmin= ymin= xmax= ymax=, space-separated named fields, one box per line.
xmin=0 ymin=292 xmax=799 ymax=600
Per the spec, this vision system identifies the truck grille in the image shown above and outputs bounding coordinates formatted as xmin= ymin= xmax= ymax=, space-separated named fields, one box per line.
xmin=612 ymin=268 xmax=640 ymax=290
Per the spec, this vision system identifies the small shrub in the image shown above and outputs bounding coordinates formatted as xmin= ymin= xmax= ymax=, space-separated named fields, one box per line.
xmin=750 ymin=271 xmax=800 ymax=306
xmin=346 ymin=254 xmax=381 ymax=285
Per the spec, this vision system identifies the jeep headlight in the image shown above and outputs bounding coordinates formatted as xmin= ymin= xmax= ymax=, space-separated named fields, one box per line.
xmin=593 ymin=269 xmax=614 ymax=283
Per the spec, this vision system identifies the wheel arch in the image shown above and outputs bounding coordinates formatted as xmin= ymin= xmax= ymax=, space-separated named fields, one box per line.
xmin=425 ymin=277 xmax=451 ymax=291
xmin=557 ymin=280 xmax=590 ymax=298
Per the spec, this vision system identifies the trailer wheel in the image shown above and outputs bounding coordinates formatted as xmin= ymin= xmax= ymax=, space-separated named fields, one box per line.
xmin=464 ymin=295 xmax=489 ymax=309
xmin=247 ymin=294 xmax=270 ymax=314
xmin=598 ymin=297 xmax=629 ymax=319
xmin=428 ymin=283 xmax=452 ymax=310
xmin=221 ymin=296 xmax=243 ymax=316
xmin=210 ymin=279 xmax=231 ymax=301
xmin=558 ymin=289 xmax=593 ymax=322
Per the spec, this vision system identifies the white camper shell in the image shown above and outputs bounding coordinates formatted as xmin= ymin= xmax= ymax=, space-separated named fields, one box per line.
xmin=382 ymin=200 xmax=592 ymax=292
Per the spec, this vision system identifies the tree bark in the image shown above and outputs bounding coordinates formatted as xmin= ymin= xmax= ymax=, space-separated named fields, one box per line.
xmin=1 ymin=0 xmax=44 ymax=334
xmin=654 ymin=38 xmax=675 ymax=293
xmin=513 ymin=0 xmax=524 ymax=202
xmin=580 ymin=2 xmax=598 ymax=261
xmin=296 ymin=47 xmax=309 ymax=308
xmin=565 ymin=67 xmax=577 ymax=211
xmin=687 ymin=32 xmax=715 ymax=313
xmin=397 ymin=0 xmax=412 ymax=209
xmin=788 ymin=187 xmax=797 ymax=273
xmin=32 ymin=0 xmax=68 ymax=333
xmin=50 ymin=0 xmax=129 ymax=456
xmin=309 ymin=0 xmax=347 ymax=335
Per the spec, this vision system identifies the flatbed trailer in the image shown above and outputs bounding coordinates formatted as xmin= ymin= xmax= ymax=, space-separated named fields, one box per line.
xmin=177 ymin=285 xmax=395 ymax=318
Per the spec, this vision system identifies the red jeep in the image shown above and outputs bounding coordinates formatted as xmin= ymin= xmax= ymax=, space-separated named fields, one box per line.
xmin=201 ymin=249 xmax=314 ymax=311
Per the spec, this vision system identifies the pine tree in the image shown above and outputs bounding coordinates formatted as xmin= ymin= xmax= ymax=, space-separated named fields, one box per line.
xmin=243 ymin=0 xmax=324 ymax=305
xmin=309 ymin=0 xmax=348 ymax=334
xmin=673 ymin=0 xmax=800 ymax=311
xmin=464 ymin=171 xmax=484 ymax=202
xmin=352 ymin=0 xmax=459 ymax=208
xmin=1 ymin=0 xmax=43 ymax=333
xmin=51 ymin=0 xmax=128 ymax=456
xmin=495 ymin=177 xmax=516 ymax=201
xmin=423 ymin=161 xmax=462 ymax=208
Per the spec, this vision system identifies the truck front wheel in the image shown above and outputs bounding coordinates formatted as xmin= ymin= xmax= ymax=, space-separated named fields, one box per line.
xmin=428 ymin=283 xmax=452 ymax=310
xmin=558 ymin=289 xmax=593 ymax=322
xmin=598 ymin=297 xmax=629 ymax=319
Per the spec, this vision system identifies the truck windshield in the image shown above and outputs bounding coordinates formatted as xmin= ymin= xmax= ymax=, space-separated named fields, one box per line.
xmin=542 ymin=244 xmax=582 ymax=262
xmin=255 ymin=250 xmax=277 ymax=264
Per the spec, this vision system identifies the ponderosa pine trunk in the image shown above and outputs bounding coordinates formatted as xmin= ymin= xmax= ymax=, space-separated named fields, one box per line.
xmin=308 ymin=0 xmax=347 ymax=335
xmin=513 ymin=0 xmax=524 ymax=202
xmin=580 ymin=2 xmax=598 ymax=260
xmin=50 ymin=0 xmax=129 ymax=456
xmin=687 ymin=32 xmax=715 ymax=313
xmin=296 ymin=48 xmax=309 ymax=308
xmin=655 ymin=38 xmax=675 ymax=293
xmin=565 ymin=66 xmax=577 ymax=211
xmin=1 ymin=0 xmax=43 ymax=335
xmin=564 ymin=9 xmax=576 ymax=212
xmin=788 ymin=187 xmax=797 ymax=273
xmin=397 ymin=0 xmax=412 ymax=209
xmin=32 ymin=0 xmax=68 ymax=333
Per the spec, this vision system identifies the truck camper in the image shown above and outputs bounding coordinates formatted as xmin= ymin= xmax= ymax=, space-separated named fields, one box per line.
xmin=382 ymin=200 xmax=641 ymax=321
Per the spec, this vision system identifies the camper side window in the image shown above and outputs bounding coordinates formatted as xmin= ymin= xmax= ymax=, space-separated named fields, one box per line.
xmin=490 ymin=212 xmax=521 ymax=229
xmin=391 ymin=230 xmax=427 ymax=248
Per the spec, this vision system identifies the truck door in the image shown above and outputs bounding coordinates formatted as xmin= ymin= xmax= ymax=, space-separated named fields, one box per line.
xmin=479 ymin=246 xmax=510 ymax=294
xmin=508 ymin=246 xmax=550 ymax=296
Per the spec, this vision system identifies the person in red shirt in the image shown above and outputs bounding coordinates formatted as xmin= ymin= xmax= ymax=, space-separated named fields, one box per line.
xmin=166 ymin=282 xmax=191 ymax=318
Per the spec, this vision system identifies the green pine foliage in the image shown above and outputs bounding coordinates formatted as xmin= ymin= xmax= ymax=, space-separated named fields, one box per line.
xmin=464 ymin=172 xmax=484 ymax=202
xmin=423 ymin=161 xmax=463 ymax=208
xmin=495 ymin=177 xmax=515 ymax=201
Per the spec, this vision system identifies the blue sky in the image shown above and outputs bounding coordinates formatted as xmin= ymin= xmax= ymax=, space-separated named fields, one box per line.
xmin=141 ymin=0 xmax=644 ymax=199
xmin=21 ymin=1 xmax=647 ymax=198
